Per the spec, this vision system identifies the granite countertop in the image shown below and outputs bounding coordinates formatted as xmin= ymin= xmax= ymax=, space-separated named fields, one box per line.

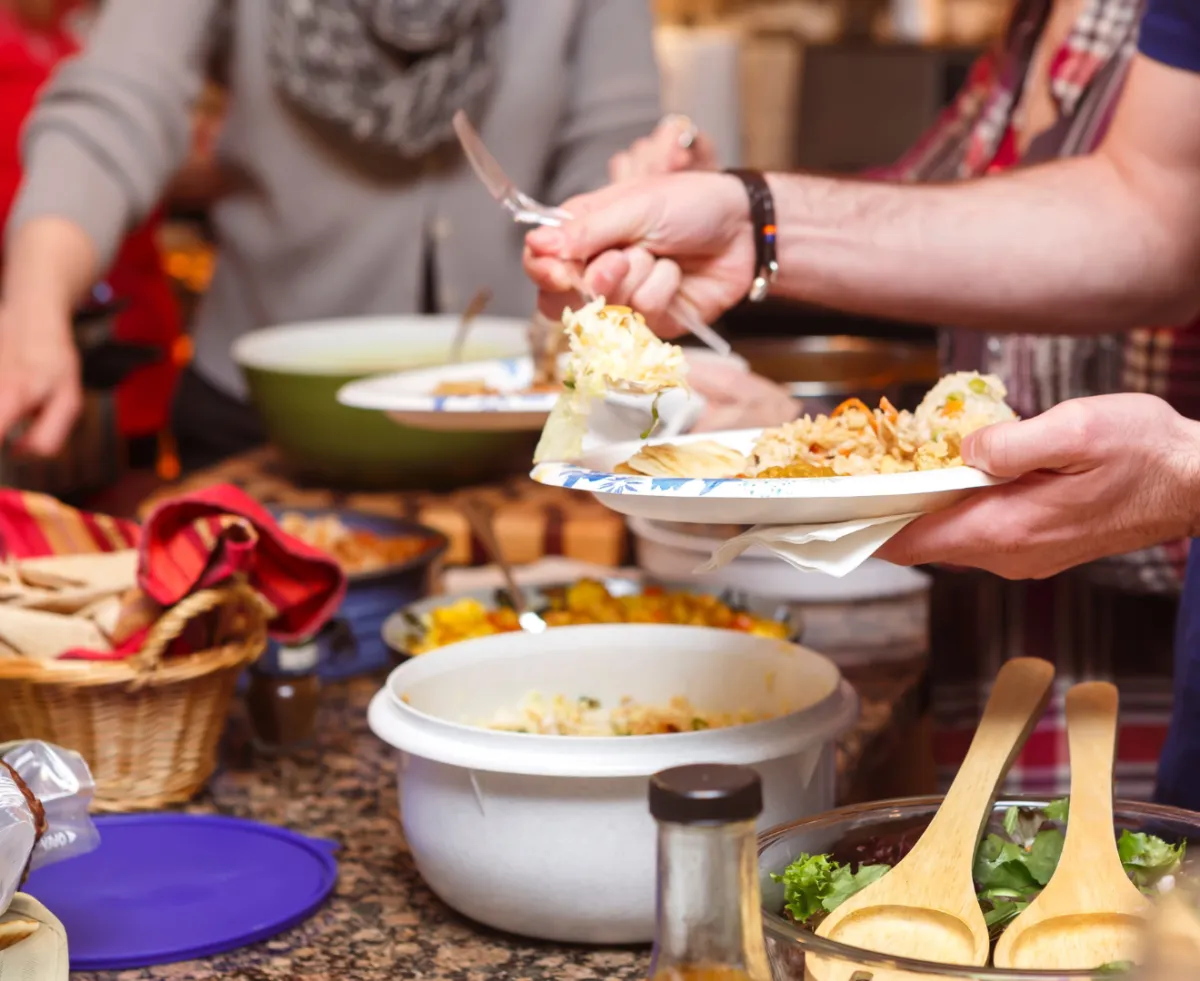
xmin=77 ymin=661 xmax=927 ymax=981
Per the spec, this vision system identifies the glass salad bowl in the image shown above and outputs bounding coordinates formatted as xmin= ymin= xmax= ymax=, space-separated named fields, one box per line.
xmin=758 ymin=796 xmax=1199 ymax=980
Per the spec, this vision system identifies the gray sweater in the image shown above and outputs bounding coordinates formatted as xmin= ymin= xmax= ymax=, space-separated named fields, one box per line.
xmin=7 ymin=0 xmax=662 ymax=399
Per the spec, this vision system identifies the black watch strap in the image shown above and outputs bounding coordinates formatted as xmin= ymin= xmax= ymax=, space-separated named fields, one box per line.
xmin=725 ymin=168 xmax=778 ymax=302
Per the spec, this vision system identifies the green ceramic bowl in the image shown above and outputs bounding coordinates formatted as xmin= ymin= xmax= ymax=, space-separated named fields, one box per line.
xmin=233 ymin=315 xmax=536 ymax=490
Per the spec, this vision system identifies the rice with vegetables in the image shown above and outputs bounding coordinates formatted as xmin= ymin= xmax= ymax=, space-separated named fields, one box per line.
xmin=745 ymin=371 xmax=1016 ymax=478
xmin=485 ymin=692 xmax=771 ymax=736
xmin=615 ymin=371 xmax=1017 ymax=480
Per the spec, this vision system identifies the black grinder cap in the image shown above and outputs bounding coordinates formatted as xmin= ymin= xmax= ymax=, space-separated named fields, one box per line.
xmin=649 ymin=764 xmax=763 ymax=825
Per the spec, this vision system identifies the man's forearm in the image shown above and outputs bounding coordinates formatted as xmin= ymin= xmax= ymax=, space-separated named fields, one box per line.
xmin=764 ymin=153 xmax=1200 ymax=334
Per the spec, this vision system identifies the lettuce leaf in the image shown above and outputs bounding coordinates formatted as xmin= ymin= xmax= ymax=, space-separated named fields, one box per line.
xmin=771 ymin=854 xmax=890 ymax=923
xmin=824 ymin=863 xmax=890 ymax=913
xmin=776 ymin=795 xmax=1185 ymax=957
xmin=1117 ymin=830 xmax=1186 ymax=891
xmin=772 ymin=853 xmax=836 ymax=923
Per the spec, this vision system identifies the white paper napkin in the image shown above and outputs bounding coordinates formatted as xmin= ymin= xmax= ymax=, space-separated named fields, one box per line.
xmin=695 ymin=513 xmax=923 ymax=579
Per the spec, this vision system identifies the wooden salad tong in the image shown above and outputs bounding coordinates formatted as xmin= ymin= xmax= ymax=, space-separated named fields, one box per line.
xmin=808 ymin=657 xmax=1055 ymax=981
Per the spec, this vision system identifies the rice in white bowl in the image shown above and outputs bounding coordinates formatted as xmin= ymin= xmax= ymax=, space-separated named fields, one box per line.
xmin=367 ymin=624 xmax=858 ymax=945
xmin=484 ymin=691 xmax=772 ymax=736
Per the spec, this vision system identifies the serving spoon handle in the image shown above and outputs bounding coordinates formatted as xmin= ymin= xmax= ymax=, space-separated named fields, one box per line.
xmin=992 ymin=682 xmax=1150 ymax=970
xmin=810 ymin=657 xmax=1054 ymax=981
xmin=903 ymin=657 xmax=1056 ymax=871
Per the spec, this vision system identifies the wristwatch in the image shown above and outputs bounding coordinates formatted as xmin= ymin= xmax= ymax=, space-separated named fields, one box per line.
xmin=725 ymin=169 xmax=779 ymax=302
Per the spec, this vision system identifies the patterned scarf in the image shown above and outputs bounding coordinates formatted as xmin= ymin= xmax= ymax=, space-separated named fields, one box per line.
xmin=875 ymin=0 xmax=1141 ymax=187
xmin=247 ymin=0 xmax=504 ymax=158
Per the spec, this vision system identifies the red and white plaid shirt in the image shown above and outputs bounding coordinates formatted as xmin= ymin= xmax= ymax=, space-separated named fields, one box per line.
xmin=874 ymin=0 xmax=1197 ymax=798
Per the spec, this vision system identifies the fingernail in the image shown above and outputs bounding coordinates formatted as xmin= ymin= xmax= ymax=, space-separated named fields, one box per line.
xmin=590 ymin=270 xmax=614 ymax=295
xmin=527 ymin=229 xmax=563 ymax=252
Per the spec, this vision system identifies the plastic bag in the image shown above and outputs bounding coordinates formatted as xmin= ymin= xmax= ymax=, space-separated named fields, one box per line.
xmin=0 ymin=741 xmax=99 ymax=915
xmin=1 ymin=742 xmax=98 ymax=872
xmin=0 ymin=765 xmax=36 ymax=919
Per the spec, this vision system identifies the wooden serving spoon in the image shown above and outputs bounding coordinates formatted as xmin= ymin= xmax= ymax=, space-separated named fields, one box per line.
xmin=992 ymin=682 xmax=1150 ymax=971
xmin=808 ymin=657 xmax=1055 ymax=981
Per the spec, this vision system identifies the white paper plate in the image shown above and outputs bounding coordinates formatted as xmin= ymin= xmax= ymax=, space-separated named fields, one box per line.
xmin=337 ymin=355 xmax=556 ymax=432
xmin=531 ymin=428 xmax=1008 ymax=524
xmin=337 ymin=355 xmax=712 ymax=437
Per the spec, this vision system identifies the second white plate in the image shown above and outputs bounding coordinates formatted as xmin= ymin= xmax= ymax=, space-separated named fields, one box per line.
xmin=337 ymin=355 xmax=556 ymax=432
xmin=337 ymin=355 xmax=710 ymax=439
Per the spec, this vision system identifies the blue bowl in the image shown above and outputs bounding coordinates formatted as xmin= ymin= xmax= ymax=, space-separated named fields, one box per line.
xmin=264 ymin=508 xmax=448 ymax=680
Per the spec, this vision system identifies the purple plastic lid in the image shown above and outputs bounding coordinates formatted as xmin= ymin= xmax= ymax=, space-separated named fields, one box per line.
xmin=23 ymin=813 xmax=339 ymax=971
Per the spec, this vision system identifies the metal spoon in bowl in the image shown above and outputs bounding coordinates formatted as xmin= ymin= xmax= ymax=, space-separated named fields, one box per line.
xmin=461 ymin=500 xmax=547 ymax=634
xmin=451 ymin=110 xmax=731 ymax=357
xmin=449 ymin=288 xmax=492 ymax=364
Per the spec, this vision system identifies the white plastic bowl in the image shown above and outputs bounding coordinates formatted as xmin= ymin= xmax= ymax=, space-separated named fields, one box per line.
xmin=367 ymin=624 xmax=858 ymax=944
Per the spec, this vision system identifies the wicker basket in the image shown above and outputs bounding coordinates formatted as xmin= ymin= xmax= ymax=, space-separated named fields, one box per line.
xmin=0 ymin=582 xmax=268 ymax=812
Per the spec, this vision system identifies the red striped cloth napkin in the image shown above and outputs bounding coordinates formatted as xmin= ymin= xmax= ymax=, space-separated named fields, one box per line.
xmin=0 ymin=485 xmax=346 ymax=659
xmin=0 ymin=489 xmax=140 ymax=556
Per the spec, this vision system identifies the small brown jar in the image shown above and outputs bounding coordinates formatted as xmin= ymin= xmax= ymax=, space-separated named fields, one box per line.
xmin=246 ymin=640 xmax=321 ymax=754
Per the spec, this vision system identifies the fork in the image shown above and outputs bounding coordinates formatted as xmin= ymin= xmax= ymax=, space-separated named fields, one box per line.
xmin=452 ymin=111 xmax=732 ymax=356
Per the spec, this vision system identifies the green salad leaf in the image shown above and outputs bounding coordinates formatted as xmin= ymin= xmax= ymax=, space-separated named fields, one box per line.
xmin=1026 ymin=828 xmax=1066 ymax=885
xmin=973 ymin=833 xmax=1041 ymax=896
xmin=775 ymin=795 xmax=1187 ymax=959
xmin=1118 ymin=830 xmax=1186 ymax=891
xmin=772 ymin=853 xmax=836 ymax=922
xmin=770 ymin=853 xmax=889 ymax=922
xmin=824 ymin=863 xmax=890 ymax=913
xmin=1002 ymin=803 xmax=1046 ymax=848
xmin=983 ymin=899 xmax=1030 ymax=939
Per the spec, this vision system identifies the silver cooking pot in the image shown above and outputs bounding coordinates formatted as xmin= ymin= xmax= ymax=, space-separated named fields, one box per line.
xmin=730 ymin=335 xmax=940 ymax=414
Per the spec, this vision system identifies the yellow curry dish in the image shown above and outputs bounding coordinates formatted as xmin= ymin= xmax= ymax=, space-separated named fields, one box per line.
xmin=405 ymin=579 xmax=792 ymax=655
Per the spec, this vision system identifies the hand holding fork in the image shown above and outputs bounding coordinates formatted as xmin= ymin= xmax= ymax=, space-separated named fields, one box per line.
xmin=451 ymin=111 xmax=731 ymax=357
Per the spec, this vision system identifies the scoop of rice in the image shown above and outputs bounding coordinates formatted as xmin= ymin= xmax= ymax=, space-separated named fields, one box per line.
xmin=913 ymin=372 xmax=1017 ymax=444
xmin=533 ymin=298 xmax=688 ymax=463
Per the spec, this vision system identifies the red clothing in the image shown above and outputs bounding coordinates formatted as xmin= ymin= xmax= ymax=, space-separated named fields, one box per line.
xmin=0 ymin=5 xmax=181 ymax=438
xmin=985 ymin=126 xmax=1019 ymax=174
